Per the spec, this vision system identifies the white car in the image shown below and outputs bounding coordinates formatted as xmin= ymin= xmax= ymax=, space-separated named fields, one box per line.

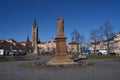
xmin=99 ymin=50 xmax=107 ymax=55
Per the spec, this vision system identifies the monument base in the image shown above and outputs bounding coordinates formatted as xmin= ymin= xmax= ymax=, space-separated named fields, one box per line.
xmin=47 ymin=56 xmax=77 ymax=65
xmin=33 ymin=51 xmax=38 ymax=55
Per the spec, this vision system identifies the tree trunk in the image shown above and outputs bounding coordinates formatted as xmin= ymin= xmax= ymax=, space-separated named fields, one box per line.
xmin=107 ymin=41 xmax=110 ymax=54
xmin=77 ymin=43 xmax=79 ymax=53
xmin=94 ymin=42 xmax=97 ymax=54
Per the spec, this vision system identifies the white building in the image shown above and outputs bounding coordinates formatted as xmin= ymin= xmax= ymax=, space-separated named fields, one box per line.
xmin=114 ymin=33 xmax=120 ymax=55
xmin=37 ymin=40 xmax=56 ymax=53
xmin=88 ymin=41 xmax=105 ymax=53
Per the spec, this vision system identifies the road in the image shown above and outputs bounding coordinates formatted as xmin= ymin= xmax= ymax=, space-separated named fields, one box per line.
xmin=0 ymin=55 xmax=120 ymax=80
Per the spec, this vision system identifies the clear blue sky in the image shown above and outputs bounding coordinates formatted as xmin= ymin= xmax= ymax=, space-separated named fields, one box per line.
xmin=0 ymin=0 xmax=120 ymax=42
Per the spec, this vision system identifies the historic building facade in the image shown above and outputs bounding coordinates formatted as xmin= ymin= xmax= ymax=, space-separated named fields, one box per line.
xmin=89 ymin=32 xmax=120 ymax=55
xmin=114 ymin=32 xmax=120 ymax=55
xmin=67 ymin=42 xmax=81 ymax=53
xmin=37 ymin=40 xmax=56 ymax=54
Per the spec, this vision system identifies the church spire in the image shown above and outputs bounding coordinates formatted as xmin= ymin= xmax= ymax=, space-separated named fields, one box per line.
xmin=26 ymin=35 xmax=30 ymax=42
xmin=32 ymin=16 xmax=38 ymax=54
xmin=33 ymin=16 xmax=37 ymax=27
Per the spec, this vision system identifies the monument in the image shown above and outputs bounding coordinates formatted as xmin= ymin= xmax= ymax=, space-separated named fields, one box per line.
xmin=47 ymin=17 xmax=75 ymax=65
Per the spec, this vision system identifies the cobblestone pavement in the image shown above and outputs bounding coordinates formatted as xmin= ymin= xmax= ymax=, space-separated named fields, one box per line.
xmin=0 ymin=55 xmax=120 ymax=80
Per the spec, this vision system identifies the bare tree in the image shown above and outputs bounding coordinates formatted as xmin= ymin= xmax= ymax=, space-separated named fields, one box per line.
xmin=89 ymin=28 xmax=101 ymax=54
xmin=71 ymin=30 xmax=86 ymax=54
xmin=100 ymin=21 xmax=115 ymax=54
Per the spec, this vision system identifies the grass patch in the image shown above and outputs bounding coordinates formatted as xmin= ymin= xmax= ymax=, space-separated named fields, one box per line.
xmin=0 ymin=56 xmax=31 ymax=62
xmin=0 ymin=56 xmax=9 ymax=62
xmin=88 ymin=55 xmax=120 ymax=59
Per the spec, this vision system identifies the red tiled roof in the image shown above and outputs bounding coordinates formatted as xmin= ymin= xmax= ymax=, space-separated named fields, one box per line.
xmin=39 ymin=42 xmax=47 ymax=44
xmin=68 ymin=42 xmax=78 ymax=45
xmin=0 ymin=40 xmax=6 ymax=43
xmin=17 ymin=42 xmax=26 ymax=45
xmin=26 ymin=41 xmax=32 ymax=45
xmin=17 ymin=41 xmax=32 ymax=45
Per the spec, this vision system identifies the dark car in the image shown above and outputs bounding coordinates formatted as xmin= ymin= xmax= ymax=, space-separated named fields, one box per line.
xmin=13 ymin=51 xmax=26 ymax=56
xmin=109 ymin=52 xmax=116 ymax=55
xmin=98 ymin=52 xmax=102 ymax=55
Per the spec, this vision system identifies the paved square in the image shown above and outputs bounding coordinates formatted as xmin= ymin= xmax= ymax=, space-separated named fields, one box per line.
xmin=0 ymin=55 xmax=120 ymax=80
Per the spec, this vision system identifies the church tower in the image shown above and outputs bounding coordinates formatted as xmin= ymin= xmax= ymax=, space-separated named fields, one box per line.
xmin=32 ymin=16 xmax=38 ymax=54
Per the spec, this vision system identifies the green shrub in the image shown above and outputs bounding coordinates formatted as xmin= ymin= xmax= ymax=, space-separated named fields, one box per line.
xmin=72 ymin=52 xmax=79 ymax=60
xmin=88 ymin=55 xmax=120 ymax=59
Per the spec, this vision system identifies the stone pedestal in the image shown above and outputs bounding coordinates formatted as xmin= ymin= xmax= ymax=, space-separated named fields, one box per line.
xmin=47 ymin=56 xmax=75 ymax=65
xmin=47 ymin=37 xmax=75 ymax=65
xmin=47 ymin=17 xmax=76 ymax=65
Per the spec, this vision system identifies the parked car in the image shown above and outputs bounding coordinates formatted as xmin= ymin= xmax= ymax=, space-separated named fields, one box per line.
xmin=13 ymin=51 xmax=26 ymax=56
xmin=99 ymin=50 xmax=107 ymax=55
xmin=108 ymin=52 xmax=116 ymax=55
xmin=82 ymin=50 xmax=91 ymax=55
xmin=97 ymin=52 xmax=102 ymax=55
